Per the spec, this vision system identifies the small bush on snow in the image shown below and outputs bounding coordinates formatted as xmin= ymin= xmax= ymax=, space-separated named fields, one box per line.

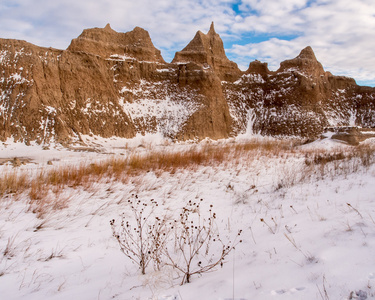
xmin=110 ymin=195 xmax=169 ymax=275
xmin=110 ymin=196 xmax=242 ymax=285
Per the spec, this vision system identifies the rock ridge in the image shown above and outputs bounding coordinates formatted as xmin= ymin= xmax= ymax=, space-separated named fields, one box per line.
xmin=67 ymin=24 xmax=165 ymax=63
xmin=0 ymin=24 xmax=375 ymax=145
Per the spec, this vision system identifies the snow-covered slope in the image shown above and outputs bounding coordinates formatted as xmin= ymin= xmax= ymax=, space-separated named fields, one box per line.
xmin=1 ymin=136 xmax=374 ymax=299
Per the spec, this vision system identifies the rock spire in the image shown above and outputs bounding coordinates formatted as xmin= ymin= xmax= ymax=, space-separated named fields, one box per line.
xmin=172 ymin=22 xmax=240 ymax=80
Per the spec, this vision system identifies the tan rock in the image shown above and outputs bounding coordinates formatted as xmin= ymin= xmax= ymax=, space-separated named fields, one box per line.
xmin=68 ymin=24 xmax=165 ymax=63
xmin=278 ymin=46 xmax=325 ymax=77
xmin=172 ymin=22 xmax=241 ymax=81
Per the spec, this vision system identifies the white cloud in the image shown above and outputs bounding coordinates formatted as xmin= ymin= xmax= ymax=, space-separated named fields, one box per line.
xmin=240 ymin=0 xmax=308 ymax=13
xmin=0 ymin=0 xmax=238 ymax=61
xmin=228 ymin=0 xmax=375 ymax=85
xmin=0 ymin=0 xmax=374 ymax=85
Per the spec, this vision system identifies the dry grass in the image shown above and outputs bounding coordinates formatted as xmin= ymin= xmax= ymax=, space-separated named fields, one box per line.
xmin=0 ymin=139 xmax=374 ymax=218
xmin=233 ymin=138 xmax=295 ymax=154
xmin=302 ymin=143 xmax=375 ymax=174
xmin=0 ymin=139 xmax=288 ymax=199
xmin=127 ymin=145 xmax=226 ymax=173
xmin=0 ymin=171 xmax=28 ymax=196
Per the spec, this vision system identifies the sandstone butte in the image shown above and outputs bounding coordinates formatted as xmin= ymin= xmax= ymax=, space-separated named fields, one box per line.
xmin=0 ymin=22 xmax=374 ymax=145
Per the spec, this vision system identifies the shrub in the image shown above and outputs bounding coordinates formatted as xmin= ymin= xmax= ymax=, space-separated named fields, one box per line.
xmin=111 ymin=197 xmax=242 ymax=284
xmin=110 ymin=195 xmax=169 ymax=274
xmin=164 ymin=200 xmax=242 ymax=284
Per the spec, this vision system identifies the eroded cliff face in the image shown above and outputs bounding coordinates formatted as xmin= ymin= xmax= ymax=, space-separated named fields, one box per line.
xmin=0 ymin=23 xmax=374 ymax=145
xmin=224 ymin=46 xmax=375 ymax=138
xmin=0 ymin=38 xmax=136 ymax=144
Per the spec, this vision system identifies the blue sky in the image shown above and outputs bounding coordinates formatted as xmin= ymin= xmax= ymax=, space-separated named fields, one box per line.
xmin=1 ymin=0 xmax=375 ymax=86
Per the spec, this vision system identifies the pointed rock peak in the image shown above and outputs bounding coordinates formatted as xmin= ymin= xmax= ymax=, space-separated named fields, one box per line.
xmin=278 ymin=45 xmax=325 ymax=76
xmin=172 ymin=23 xmax=240 ymax=80
xmin=297 ymin=46 xmax=317 ymax=61
xmin=208 ymin=22 xmax=216 ymax=35
xmin=104 ymin=23 xmax=112 ymax=31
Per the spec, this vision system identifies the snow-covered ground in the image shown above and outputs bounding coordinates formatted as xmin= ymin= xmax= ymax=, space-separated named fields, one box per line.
xmin=0 ymin=135 xmax=375 ymax=300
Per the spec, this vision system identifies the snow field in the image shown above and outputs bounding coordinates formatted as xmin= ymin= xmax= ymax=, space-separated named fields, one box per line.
xmin=0 ymin=136 xmax=375 ymax=299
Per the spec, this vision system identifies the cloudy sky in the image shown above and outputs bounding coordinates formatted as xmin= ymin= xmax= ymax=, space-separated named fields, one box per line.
xmin=1 ymin=0 xmax=374 ymax=86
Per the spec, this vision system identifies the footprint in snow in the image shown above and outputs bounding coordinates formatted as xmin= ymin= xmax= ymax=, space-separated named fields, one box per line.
xmin=271 ymin=287 xmax=305 ymax=296
xmin=290 ymin=287 xmax=306 ymax=292
xmin=271 ymin=289 xmax=287 ymax=295
xmin=159 ymin=296 xmax=179 ymax=300
xmin=368 ymin=273 xmax=375 ymax=279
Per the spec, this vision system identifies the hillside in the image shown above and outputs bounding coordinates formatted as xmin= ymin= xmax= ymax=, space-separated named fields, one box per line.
xmin=1 ymin=23 xmax=375 ymax=144
xmin=0 ymin=136 xmax=375 ymax=299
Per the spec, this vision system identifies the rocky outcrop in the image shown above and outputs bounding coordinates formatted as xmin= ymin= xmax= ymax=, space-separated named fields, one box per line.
xmin=0 ymin=37 xmax=136 ymax=144
xmin=246 ymin=60 xmax=270 ymax=76
xmin=0 ymin=24 xmax=235 ymax=144
xmin=68 ymin=24 xmax=165 ymax=63
xmin=278 ymin=46 xmax=325 ymax=77
xmin=322 ymin=127 xmax=375 ymax=145
xmin=0 ymin=23 xmax=375 ymax=145
xmin=172 ymin=22 xmax=241 ymax=81
xmin=223 ymin=46 xmax=375 ymax=138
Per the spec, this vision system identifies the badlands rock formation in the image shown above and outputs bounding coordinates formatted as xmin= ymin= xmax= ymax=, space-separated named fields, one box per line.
xmin=224 ymin=46 xmax=375 ymax=138
xmin=68 ymin=23 xmax=165 ymax=63
xmin=172 ymin=22 xmax=241 ymax=81
xmin=0 ymin=23 xmax=374 ymax=144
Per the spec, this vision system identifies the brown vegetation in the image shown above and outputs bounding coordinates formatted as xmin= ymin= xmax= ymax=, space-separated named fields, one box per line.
xmin=0 ymin=139 xmax=374 ymax=218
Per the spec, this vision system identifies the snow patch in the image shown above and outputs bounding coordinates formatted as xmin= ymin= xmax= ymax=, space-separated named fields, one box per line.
xmin=107 ymin=54 xmax=136 ymax=61
xmin=234 ymin=73 xmax=265 ymax=85
xmin=237 ymin=109 xmax=256 ymax=139
xmin=0 ymin=50 xmax=9 ymax=64
xmin=118 ymin=80 xmax=202 ymax=137
xmin=156 ymin=68 xmax=173 ymax=73
xmin=43 ymin=106 xmax=57 ymax=115
xmin=121 ymin=96 xmax=200 ymax=137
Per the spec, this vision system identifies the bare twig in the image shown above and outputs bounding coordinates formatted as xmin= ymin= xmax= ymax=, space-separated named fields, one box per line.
xmin=111 ymin=195 xmax=170 ymax=275
xmin=260 ymin=218 xmax=275 ymax=234
xmin=164 ymin=200 xmax=242 ymax=285
xmin=346 ymin=203 xmax=363 ymax=219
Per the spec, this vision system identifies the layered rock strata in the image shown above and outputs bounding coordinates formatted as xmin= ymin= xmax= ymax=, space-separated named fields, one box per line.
xmin=0 ymin=23 xmax=374 ymax=144
xmin=224 ymin=46 xmax=375 ymax=138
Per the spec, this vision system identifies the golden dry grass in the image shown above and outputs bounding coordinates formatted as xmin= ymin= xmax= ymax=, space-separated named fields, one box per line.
xmin=0 ymin=171 xmax=28 ymax=196
xmin=0 ymin=140 xmax=280 ymax=198
xmin=0 ymin=138 xmax=374 ymax=218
